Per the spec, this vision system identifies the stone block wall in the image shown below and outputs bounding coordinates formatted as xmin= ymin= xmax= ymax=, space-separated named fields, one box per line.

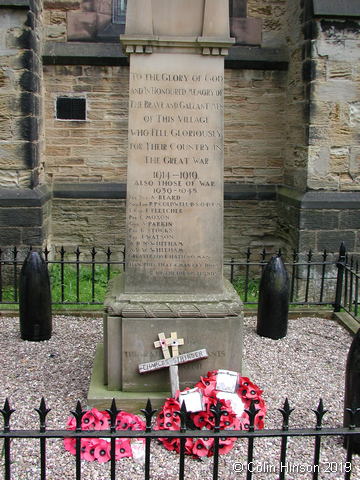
xmin=0 ymin=1 xmax=43 ymax=188
xmin=224 ymin=198 xmax=280 ymax=257
xmin=224 ymin=69 xmax=286 ymax=184
xmin=43 ymin=65 xmax=287 ymax=186
xmin=248 ymin=0 xmax=287 ymax=47
xmin=50 ymin=194 xmax=280 ymax=260
xmin=42 ymin=0 xmax=288 ymax=47
xmin=51 ymin=197 xmax=126 ymax=256
xmin=0 ymin=0 xmax=51 ymax=249
xmin=43 ymin=64 xmax=128 ymax=184
xmin=308 ymin=17 xmax=360 ymax=191
xmin=42 ymin=0 xmax=71 ymax=42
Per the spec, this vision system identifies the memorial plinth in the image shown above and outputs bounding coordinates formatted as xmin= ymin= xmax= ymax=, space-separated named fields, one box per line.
xmin=88 ymin=0 xmax=244 ymax=412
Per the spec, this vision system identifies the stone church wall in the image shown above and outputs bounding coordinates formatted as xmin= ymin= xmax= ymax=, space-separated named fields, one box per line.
xmin=43 ymin=65 xmax=286 ymax=186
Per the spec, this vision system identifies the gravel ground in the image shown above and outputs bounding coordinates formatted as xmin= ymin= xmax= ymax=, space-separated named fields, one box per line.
xmin=0 ymin=314 xmax=359 ymax=479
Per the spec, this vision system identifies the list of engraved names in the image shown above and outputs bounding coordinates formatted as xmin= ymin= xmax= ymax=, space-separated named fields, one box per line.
xmin=125 ymin=54 xmax=224 ymax=294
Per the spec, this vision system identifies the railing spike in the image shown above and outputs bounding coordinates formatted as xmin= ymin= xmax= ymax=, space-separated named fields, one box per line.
xmin=244 ymin=400 xmax=260 ymax=433
xmin=312 ymin=398 xmax=328 ymax=430
xmin=175 ymin=402 xmax=188 ymax=432
xmin=0 ymin=398 xmax=15 ymax=432
xmin=141 ymin=399 xmax=157 ymax=432
xmin=106 ymin=398 xmax=121 ymax=433
xmin=278 ymin=397 xmax=295 ymax=431
xmin=35 ymin=397 xmax=51 ymax=433
xmin=70 ymin=400 xmax=85 ymax=431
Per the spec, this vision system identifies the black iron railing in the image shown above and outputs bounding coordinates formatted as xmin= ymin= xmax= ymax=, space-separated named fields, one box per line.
xmin=0 ymin=243 xmax=358 ymax=318
xmin=225 ymin=247 xmax=336 ymax=307
xmin=333 ymin=243 xmax=360 ymax=323
xmin=0 ymin=397 xmax=359 ymax=480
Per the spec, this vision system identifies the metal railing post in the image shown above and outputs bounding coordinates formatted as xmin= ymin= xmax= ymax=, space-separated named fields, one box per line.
xmin=334 ymin=242 xmax=347 ymax=313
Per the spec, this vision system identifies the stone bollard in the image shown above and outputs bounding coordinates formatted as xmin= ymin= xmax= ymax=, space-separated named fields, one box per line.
xmin=19 ymin=250 xmax=52 ymax=341
xmin=343 ymin=328 xmax=360 ymax=453
xmin=256 ymin=254 xmax=289 ymax=340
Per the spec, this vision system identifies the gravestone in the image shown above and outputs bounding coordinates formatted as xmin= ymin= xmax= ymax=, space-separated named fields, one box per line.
xmin=88 ymin=0 xmax=244 ymax=411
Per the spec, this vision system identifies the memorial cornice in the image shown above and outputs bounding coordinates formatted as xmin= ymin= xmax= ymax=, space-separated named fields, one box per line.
xmin=43 ymin=41 xmax=289 ymax=70
xmin=120 ymin=34 xmax=234 ymax=56
xmin=105 ymin=275 xmax=243 ymax=318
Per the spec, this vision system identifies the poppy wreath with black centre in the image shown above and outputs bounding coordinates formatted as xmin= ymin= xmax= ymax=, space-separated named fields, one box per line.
xmin=64 ymin=408 xmax=146 ymax=462
xmin=155 ymin=370 xmax=266 ymax=459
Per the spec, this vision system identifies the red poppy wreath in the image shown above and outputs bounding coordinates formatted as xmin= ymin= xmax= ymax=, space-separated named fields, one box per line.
xmin=64 ymin=408 xmax=145 ymax=463
xmin=155 ymin=370 xmax=266 ymax=459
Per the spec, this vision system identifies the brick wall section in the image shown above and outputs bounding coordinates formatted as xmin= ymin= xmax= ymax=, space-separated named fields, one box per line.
xmin=50 ymin=196 xmax=280 ymax=259
xmin=43 ymin=65 xmax=129 ymax=183
xmin=224 ymin=69 xmax=286 ymax=184
xmin=43 ymin=0 xmax=75 ymax=41
xmin=51 ymin=197 xmax=126 ymax=252
xmin=281 ymin=0 xmax=309 ymax=192
xmin=308 ymin=17 xmax=360 ymax=191
xmin=0 ymin=1 xmax=51 ymax=248
xmin=0 ymin=3 xmax=41 ymax=188
xmin=44 ymin=0 xmax=288 ymax=46
xmin=43 ymin=65 xmax=286 ymax=185
xmin=247 ymin=0 xmax=287 ymax=46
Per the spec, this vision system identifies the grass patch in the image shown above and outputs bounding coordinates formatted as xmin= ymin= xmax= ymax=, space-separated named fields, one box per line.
xmin=233 ymin=277 xmax=260 ymax=303
xmin=49 ymin=264 xmax=120 ymax=306
xmin=0 ymin=264 xmax=121 ymax=311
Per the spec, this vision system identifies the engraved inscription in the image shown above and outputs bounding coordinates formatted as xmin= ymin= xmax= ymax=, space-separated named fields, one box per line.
xmin=125 ymin=54 xmax=225 ymax=293
xmin=138 ymin=349 xmax=208 ymax=373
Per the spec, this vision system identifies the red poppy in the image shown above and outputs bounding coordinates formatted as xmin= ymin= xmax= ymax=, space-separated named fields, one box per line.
xmin=94 ymin=439 xmax=111 ymax=463
xmin=156 ymin=370 xmax=266 ymax=459
xmin=65 ymin=416 xmax=76 ymax=430
xmin=115 ymin=439 xmax=133 ymax=459
xmin=82 ymin=439 xmax=98 ymax=462
xmin=195 ymin=376 xmax=217 ymax=396
xmin=63 ymin=437 xmax=76 ymax=455
xmin=64 ymin=407 xmax=145 ymax=463
xmin=192 ymin=411 xmax=212 ymax=429
xmin=218 ymin=437 xmax=236 ymax=454
xmin=161 ymin=437 xmax=180 ymax=452
xmin=80 ymin=410 xmax=99 ymax=430
xmin=192 ymin=438 xmax=212 ymax=457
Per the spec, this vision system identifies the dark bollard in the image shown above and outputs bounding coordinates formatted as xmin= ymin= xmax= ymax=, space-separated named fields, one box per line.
xmin=19 ymin=250 xmax=52 ymax=341
xmin=343 ymin=328 xmax=360 ymax=453
xmin=256 ymin=254 xmax=289 ymax=340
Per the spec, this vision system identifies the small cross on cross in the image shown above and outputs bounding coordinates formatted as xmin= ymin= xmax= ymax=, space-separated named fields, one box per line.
xmin=154 ymin=332 xmax=184 ymax=359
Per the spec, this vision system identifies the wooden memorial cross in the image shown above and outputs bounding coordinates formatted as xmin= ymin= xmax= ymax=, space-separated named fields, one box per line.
xmin=138 ymin=332 xmax=208 ymax=396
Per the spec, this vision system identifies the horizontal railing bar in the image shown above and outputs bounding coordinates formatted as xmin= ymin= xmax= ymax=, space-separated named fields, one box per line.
xmin=243 ymin=302 xmax=333 ymax=306
xmin=224 ymin=261 xmax=335 ymax=267
xmin=0 ymin=260 xmax=336 ymax=267
xmin=1 ymin=426 xmax=359 ymax=440
xmin=0 ymin=260 xmax=124 ymax=265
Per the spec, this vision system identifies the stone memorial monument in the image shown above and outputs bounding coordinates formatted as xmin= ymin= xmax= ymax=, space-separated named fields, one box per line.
xmin=88 ymin=0 xmax=244 ymax=411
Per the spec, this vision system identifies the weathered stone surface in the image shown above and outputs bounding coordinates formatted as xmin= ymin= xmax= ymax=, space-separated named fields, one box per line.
xmin=118 ymin=316 xmax=242 ymax=392
xmin=124 ymin=53 xmax=225 ymax=294
xmin=105 ymin=275 xmax=242 ymax=318
xmin=103 ymin=275 xmax=243 ymax=392
xmin=300 ymin=210 xmax=339 ymax=230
